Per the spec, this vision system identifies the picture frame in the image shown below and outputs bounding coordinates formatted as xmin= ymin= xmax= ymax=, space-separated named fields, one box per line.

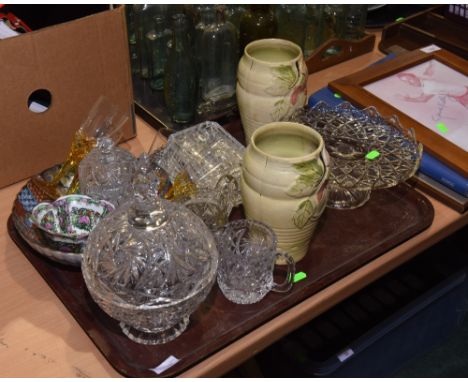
xmin=329 ymin=47 xmax=468 ymax=178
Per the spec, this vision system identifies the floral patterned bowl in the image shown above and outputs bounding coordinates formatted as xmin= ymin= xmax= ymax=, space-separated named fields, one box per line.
xmin=31 ymin=194 xmax=115 ymax=253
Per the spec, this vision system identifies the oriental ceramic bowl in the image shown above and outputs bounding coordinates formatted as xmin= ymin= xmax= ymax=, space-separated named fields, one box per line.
xmin=31 ymin=194 xmax=114 ymax=253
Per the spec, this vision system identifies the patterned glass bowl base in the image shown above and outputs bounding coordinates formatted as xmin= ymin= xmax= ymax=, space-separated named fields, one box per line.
xmin=291 ymin=102 xmax=423 ymax=209
xmin=327 ymin=187 xmax=372 ymax=209
xmin=119 ymin=317 xmax=190 ymax=345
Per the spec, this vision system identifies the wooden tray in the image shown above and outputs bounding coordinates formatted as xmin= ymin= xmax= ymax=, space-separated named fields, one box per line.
xmin=379 ymin=5 xmax=468 ymax=59
xmin=7 ymin=179 xmax=434 ymax=377
xmin=305 ymin=33 xmax=376 ymax=74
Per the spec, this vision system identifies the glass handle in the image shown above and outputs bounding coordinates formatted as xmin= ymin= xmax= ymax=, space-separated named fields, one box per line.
xmin=215 ymin=174 xmax=238 ymax=219
xmin=272 ymin=252 xmax=295 ymax=293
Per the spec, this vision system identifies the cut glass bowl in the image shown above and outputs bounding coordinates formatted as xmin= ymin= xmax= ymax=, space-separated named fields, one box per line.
xmin=81 ymin=197 xmax=218 ymax=345
xmin=291 ymin=102 xmax=423 ymax=209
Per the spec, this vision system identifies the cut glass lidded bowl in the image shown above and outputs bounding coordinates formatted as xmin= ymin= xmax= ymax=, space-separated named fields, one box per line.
xmin=291 ymin=102 xmax=423 ymax=209
xmin=81 ymin=196 xmax=219 ymax=345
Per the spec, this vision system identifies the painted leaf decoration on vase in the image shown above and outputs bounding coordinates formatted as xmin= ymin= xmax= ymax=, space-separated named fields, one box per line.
xmin=292 ymin=198 xmax=314 ymax=229
xmin=287 ymin=159 xmax=324 ymax=197
xmin=271 ymin=98 xmax=291 ymax=121
xmin=265 ymin=65 xmax=299 ymax=96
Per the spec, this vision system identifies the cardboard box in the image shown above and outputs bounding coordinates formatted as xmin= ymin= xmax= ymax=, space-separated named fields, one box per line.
xmin=0 ymin=6 xmax=135 ymax=189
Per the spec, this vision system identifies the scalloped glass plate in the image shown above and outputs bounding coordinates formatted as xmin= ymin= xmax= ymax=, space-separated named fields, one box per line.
xmin=292 ymin=102 xmax=423 ymax=208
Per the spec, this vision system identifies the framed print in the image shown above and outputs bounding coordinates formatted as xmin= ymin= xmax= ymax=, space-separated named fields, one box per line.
xmin=329 ymin=48 xmax=468 ymax=178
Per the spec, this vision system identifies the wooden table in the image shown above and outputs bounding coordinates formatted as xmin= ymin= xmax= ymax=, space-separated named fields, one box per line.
xmin=1 ymin=38 xmax=467 ymax=378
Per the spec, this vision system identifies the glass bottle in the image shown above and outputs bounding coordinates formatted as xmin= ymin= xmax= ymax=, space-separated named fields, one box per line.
xmin=180 ymin=4 xmax=198 ymax=38
xmin=304 ymin=5 xmax=319 ymax=58
xmin=194 ymin=6 xmax=215 ymax=75
xmin=304 ymin=4 xmax=342 ymax=59
xmin=275 ymin=5 xmax=307 ymax=51
xmin=335 ymin=5 xmax=368 ymax=40
xmin=134 ymin=4 xmax=168 ymax=80
xmin=239 ymin=4 xmax=277 ymax=54
xmin=133 ymin=4 xmax=149 ymax=79
xmin=125 ymin=5 xmax=139 ymax=75
xmin=146 ymin=15 xmax=171 ymax=91
xmin=319 ymin=5 xmax=342 ymax=58
xmin=164 ymin=14 xmax=197 ymax=124
xmin=197 ymin=7 xmax=238 ymax=113
xmin=323 ymin=5 xmax=340 ymax=42
xmin=225 ymin=4 xmax=247 ymax=37
xmin=304 ymin=5 xmax=334 ymax=58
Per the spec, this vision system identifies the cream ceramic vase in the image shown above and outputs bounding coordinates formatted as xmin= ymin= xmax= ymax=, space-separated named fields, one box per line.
xmin=236 ymin=38 xmax=308 ymax=143
xmin=240 ymin=122 xmax=330 ymax=263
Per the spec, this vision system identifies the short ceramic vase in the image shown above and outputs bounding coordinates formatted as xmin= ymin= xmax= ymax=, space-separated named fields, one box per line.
xmin=236 ymin=38 xmax=308 ymax=143
xmin=240 ymin=122 xmax=330 ymax=263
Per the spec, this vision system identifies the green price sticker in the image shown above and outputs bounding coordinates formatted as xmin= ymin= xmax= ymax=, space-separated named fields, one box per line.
xmin=365 ymin=150 xmax=380 ymax=160
xmin=294 ymin=272 xmax=307 ymax=283
xmin=334 ymin=93 xmax=342 ymax=99
xmin=436 ymin=122 xmax=448 ymax=133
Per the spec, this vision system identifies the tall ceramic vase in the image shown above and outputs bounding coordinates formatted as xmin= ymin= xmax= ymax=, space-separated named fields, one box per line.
xmin=236 ymin=38 xmax=308 ymax=143
xmin=241 ymin=122 xmax=330 ymax=263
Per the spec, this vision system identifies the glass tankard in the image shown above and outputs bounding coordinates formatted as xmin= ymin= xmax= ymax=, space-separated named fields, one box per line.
xmin=215 ymin=219 xmax=295 ymax=304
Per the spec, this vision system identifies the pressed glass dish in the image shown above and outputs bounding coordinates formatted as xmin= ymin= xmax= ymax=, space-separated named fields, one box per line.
xmin=292 ymin=102 xmax=423 ymax=209
xmin=81 ymin=197 xmax=219 ymax=345
xmin=151 ymin=121 xmax=244 ymax=206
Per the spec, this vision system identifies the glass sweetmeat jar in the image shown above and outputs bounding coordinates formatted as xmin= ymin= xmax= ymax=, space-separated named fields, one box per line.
xmin=81 ymin=196 xmax=219 ymax=345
